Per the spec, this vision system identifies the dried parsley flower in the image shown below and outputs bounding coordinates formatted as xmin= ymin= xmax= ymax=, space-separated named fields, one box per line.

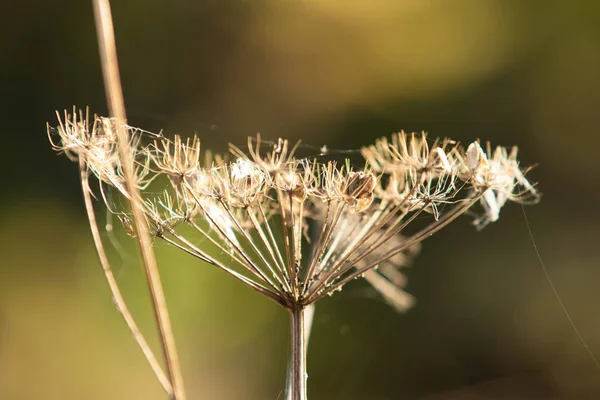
xmin=48 ymin=111 xmax=540 ymax=400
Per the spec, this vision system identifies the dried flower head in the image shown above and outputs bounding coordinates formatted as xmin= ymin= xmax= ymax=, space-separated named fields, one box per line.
xmin=48 ymin=110 xmax=540 ymax=310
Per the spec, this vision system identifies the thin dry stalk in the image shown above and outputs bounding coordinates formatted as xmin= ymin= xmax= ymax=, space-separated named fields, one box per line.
xmin=92 ymin=0 xmax=186 ymax=398
xmin=79 ymin=157 xmax=173 ymax=395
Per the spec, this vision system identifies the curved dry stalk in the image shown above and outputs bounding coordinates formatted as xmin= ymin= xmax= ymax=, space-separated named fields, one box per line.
xmin=92 ymin=0 xmax=186 ymax=398
xmin=79 ymin=157 xmax=173 ymax=395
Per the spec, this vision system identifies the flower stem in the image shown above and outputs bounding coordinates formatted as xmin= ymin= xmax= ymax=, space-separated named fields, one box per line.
xmin=289 ymin=305 xmax=308 ymax=400
xmin=92 ymin=0 xmax=186 ymax=399
xmin=79 ymin=157 xmax=173 ymax=395
xmin=286 ymin=304 xmax=315 ymax=400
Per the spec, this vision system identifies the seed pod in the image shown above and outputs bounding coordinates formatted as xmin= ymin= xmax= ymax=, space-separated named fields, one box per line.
xmin=119 ymin=215 xmax=136 ymax=238
xmin=466 ymin=142 xmax=488 ymax=171
xmin=345 ymin=171 xmax=376 ymax=211
xmin=276 ymin=171 xmax=306 ymax=201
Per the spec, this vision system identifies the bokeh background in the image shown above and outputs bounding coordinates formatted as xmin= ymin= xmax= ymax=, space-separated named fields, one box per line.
xmin=2 ymin=0 xmax=600 ymax=399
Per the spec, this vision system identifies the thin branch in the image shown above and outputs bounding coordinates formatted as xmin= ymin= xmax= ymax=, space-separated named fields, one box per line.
xmin=311 ymin=196 xmax=483 ymax=303
xmin=218 ymin=200 xmax=282 ymax=293
xmin=246 ymin=207 xmax=291 ymax=293
xmin=258 ymin=202 xmax=291 ymax=286
xmin=159 ymin=234 xmax=286 ymax=307
xmin=303 ymin=201 xmax=346 ymax=284
xmin=302 ymin=201 xmax=332 ymax=294
xmin=79 ymin=157 xmax=173 ymax=395
xmin=276 ymin=189 xmax=296 ymax=297
xmin=184 ymin=186 xmax=278 ymax=291
xmin=304 ymin=188 xmax=423 ymax=301
xmin=92 ymin=1 xmax=186 ymax=398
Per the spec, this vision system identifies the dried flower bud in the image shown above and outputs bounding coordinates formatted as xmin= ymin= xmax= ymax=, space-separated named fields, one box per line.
xmin=466 ymin=141 xmax=488 ymax=171
xmin=230 ymin=158 xmax=265 ymax=206
xmin=119 ymin=216 xmax=136 ymax=238
xmin=345 ymin=171 xmax=376 ymax=212
xmin=153 ymin=135 xmax=202 ymax=188
xmin=431 ymin=147 xmax=452 ymax=173
xmin=276 ymin=170 xmax=307 ymax=201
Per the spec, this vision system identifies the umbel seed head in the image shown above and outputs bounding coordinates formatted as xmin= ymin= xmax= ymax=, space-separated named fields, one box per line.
xmin=48 ymin=110 xmax=540 ymax=310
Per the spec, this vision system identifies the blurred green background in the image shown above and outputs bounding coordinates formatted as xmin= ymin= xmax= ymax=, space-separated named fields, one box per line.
xmin=2 ymin=0 xmax=600 ymax=398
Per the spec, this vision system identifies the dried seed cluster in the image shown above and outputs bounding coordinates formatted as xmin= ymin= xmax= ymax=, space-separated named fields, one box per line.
xmin=48 ymin=110 xmax=539 ymax=309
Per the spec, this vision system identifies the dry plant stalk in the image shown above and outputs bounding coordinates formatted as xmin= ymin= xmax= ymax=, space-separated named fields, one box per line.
xmin=91 ymin=0 xmax=185 ymax=398
xmin=48 ymin=112 xmax=540 ymax=399
xmin=78 ymin=151 xmax=173 ymax=394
